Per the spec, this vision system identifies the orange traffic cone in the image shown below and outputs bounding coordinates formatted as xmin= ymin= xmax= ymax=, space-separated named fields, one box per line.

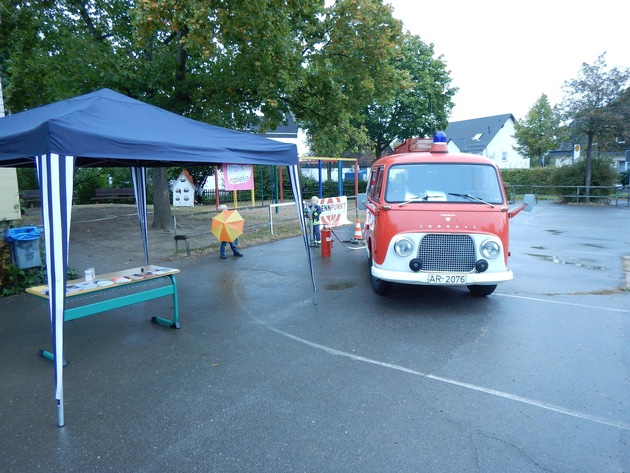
xmin=352 ymin=219 xmax=363 ymax=243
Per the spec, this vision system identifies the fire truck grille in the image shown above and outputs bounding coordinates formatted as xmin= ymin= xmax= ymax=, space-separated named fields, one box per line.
xmin=418 ymin=234 xmax=476 ymax=272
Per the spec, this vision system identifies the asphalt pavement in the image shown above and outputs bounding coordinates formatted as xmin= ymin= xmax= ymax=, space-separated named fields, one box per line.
xmin=0 ymin=201 xmax=628 ymax=472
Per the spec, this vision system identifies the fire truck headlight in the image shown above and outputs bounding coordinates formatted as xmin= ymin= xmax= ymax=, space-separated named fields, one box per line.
xmin=394 ymin=238 xmax=414 ymax=257
xmin=480 ymin=240 xmax=501 ymax=259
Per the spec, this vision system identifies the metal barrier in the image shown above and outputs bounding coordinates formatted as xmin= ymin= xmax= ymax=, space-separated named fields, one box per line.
xmin=504 ymin=185 xmax=630 ymax=206
xmin=268 ymin=202 xmax=297 ymax=236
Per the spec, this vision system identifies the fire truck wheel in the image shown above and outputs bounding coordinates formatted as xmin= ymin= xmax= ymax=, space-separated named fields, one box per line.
xmin=371 ymin=274 xmax=393 ymax=295
xmin=370 ymin=266 xmax=393 ymax=296
xmin=467 ymin=284 xmax=497 ymax=297
xmin=368 ymin=248 xmax=393 ymax=295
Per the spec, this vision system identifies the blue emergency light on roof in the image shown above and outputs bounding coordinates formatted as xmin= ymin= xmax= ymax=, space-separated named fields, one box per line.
xmin=433 ymin=131 xmax=447 ymax=143
xmin=430 ymin=131 xmax=448 ymax=153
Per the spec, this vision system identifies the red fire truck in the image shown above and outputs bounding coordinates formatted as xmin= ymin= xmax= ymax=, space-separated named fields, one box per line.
xmin=363 ymin=132 xmax=534 ymax=296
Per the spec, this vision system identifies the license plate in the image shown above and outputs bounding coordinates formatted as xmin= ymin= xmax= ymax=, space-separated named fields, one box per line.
xmin=426 ymin=274 xmax=467 ymax=284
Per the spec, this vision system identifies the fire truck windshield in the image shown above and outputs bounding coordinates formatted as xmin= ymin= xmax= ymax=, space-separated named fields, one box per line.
xmin=385 ymin=163 xmax=504 ymax=204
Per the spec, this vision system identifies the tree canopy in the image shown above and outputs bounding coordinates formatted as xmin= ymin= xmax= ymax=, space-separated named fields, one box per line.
xmin=0 ymin=0 xmax=455 ymax=157
xmin=362 ymin=32 xmax=456 ymax=159
xmin=513 ymin=94 xmax=560 ymax=167
xmin=558 ymin=53 xmax=630 ymax=196
xmin=1 ymin=0 xmax=138 ymax=109
xmin=0 ymin=0 xmax=457 ymax=223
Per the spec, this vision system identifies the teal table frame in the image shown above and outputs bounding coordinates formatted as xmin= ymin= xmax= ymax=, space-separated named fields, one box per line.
xmin=29 ymin=270 xmax=180 ymax=363
xmin=61 ymin=275 xmax=179 ymax=326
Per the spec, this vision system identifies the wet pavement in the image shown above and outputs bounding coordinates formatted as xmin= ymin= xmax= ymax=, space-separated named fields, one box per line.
xmin=0 ymin=202 xmax=628 ymax=472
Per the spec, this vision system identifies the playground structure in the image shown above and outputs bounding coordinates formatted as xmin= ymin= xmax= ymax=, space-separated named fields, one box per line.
xmin=200 ymin=158 xmax=363 ymax=212
xmin=299 ymin=156 xmax=361 ymax=202
xmin=170 ymin=157 xmax=366 ymax=248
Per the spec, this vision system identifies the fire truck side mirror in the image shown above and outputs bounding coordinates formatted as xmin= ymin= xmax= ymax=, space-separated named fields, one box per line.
xmin=508 ymin=194 xmax=536 ymax=218
xmin=522 ymin=194 xmax=535 ymax=212
xmin=357 ymin=193 xmax=367 ymax=210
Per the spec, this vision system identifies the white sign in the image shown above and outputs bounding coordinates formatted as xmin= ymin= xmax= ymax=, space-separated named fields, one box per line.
xmin=320 ymin=196 xmax=352 ymax=227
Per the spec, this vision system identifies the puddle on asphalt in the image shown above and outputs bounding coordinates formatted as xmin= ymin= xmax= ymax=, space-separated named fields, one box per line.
xmin=525 ymin=253 xmax=606 ymax=270
xmin=325 ymin=281 xmax=356 ymax=290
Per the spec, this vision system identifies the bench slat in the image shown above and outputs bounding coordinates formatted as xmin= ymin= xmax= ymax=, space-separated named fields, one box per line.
xmin=92 ymin=188 xmax=135 ymax=203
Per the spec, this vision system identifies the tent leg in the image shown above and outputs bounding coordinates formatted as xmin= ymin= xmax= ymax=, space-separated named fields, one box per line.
xmin=39 ymin=349 xmax=68 ymax=367
xmin=57 ymin=399 xmax=64 ymax=427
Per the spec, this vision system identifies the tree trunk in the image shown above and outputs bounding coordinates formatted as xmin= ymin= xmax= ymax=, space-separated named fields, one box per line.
xmin=584 ymin=133 xmax=594 ymax=202
xmin=152 ymin=167 xmax=173 ymax=230
xmin=375 ymin=140 xmax=385 ymax=159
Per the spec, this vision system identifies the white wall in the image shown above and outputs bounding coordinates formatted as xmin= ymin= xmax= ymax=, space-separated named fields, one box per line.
xmin=270 ymin=129 xmax=310 ymax=157
xmin=0 ymin=168 xmax=21 ymax=221
xmin=484 ymin=119 xmax=530 ymax=169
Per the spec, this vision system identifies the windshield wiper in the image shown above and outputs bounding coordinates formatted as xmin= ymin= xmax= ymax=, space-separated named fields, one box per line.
xmin=448 ymin=193 xmax=495 ymax=208
xmin=398 ymin=195 xmax=428 ymax=207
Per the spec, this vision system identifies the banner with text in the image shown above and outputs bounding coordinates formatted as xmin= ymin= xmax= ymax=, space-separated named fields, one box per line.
xmin=320 ymin=196 xmax=352 ymax=227
xmin=222 ymin=164 xmax=254 ymax=191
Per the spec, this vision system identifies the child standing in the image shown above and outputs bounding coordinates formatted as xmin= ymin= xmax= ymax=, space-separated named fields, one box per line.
xmin=306 ymin=196 xmax=323 ymax=246
xmin=217 ymin=204 xmax=244 ymax=259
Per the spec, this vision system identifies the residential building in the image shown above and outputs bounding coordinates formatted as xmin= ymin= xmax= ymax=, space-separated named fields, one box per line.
xmin=264 ymin=114 xmax=309 ymax=157
xmin=445 ymin=114 xmax=529 ymax=169
xmin=548 ymin=144 xmax=629 ymax=172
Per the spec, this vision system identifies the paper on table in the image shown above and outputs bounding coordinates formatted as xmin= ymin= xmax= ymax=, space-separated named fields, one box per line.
xmin=76 ymin=282 xmax=97 ymax=289
xmin=111 ymin=277 xmax=131 ymax=284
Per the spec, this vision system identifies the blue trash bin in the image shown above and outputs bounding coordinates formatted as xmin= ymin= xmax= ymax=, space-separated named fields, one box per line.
xmin=5 ymin=226 xmax=42 ymax=269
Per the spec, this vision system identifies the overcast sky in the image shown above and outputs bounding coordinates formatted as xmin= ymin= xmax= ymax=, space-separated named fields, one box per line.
xmin=386 ymin=0 xmax=630 ymax=123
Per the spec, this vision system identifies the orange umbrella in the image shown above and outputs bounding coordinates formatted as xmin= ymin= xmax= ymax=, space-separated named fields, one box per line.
xmin=211 ymin=209 xmax=244 ymax=242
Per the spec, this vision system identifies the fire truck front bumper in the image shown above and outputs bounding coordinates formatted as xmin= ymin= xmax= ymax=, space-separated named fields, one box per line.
xmin=371 ymin=267 xmax=514 ymax=286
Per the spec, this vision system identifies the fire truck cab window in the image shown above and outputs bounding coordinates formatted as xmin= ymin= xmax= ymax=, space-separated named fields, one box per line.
xmin=385 ymin=164 xmax=503 ymax=204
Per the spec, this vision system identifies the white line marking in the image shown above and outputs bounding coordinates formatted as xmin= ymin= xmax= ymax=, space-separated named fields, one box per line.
xmin=238 ymin=265 xmax=629 ymax=432
xmin=266 ymin=325 xmax=630 ymax=431
xmin=495 ymin=293 xmax=629 ymax=313
xmin=73 ymin=213 xmax=137 ymax=224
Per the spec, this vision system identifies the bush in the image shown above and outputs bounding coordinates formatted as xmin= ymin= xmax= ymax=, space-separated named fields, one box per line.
xmin=0 ymin=262 xmax=48 ymax=297
xmin=300 ymin=176 xmax=367 ymax=199
xmin=17 ymin=168 xmax=39 ymax=190
xmin=18 ymin=167 xmax=149 ymax=206
xmin=501 ymin=167 xmax=554 ymax=200
xmin=73 ymin=168 xmax=110 ymax=204
xmin=501 ymin=167 xmax=554 ymax=187
xmin=0 ymin=239 xmax=78 ymax=297
xmin=550 ymin=157 xmax=618 ymax=202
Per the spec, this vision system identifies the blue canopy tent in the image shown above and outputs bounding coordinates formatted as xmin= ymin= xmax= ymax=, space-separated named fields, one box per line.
xmin=0 ymin=88 xmax=315 ymax=426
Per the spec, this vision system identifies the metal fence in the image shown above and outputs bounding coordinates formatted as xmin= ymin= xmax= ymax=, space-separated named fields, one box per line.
xmin=504 ymin=185 xmax=630 ymax=206
xmin=201 ymin=186 xmax=630 ymax=207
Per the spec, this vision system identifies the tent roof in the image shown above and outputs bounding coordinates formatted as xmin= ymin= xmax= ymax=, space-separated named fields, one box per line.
xmin=0 ymin=88 xmax=298 ymax=168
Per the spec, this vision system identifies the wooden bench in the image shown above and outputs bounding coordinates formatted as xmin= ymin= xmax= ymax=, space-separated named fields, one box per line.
xmin=22 ymin=189 xmax=77 ymax=207
xmin=91 ymin=188 xmax=135 ymax=203
xmin=27 ymin=265 xmax=181 ymax=363
xmin=21 ymin=189 xmax=41 ymax=208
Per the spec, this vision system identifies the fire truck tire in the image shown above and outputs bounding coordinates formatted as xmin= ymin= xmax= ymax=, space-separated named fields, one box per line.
xmin=371 ymin=274 xmax=393 ymax=295
xmin=467 ymin=284 xmax=497 ymax=297
xmin=370 ymin=260 xmax=393 ymax=296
